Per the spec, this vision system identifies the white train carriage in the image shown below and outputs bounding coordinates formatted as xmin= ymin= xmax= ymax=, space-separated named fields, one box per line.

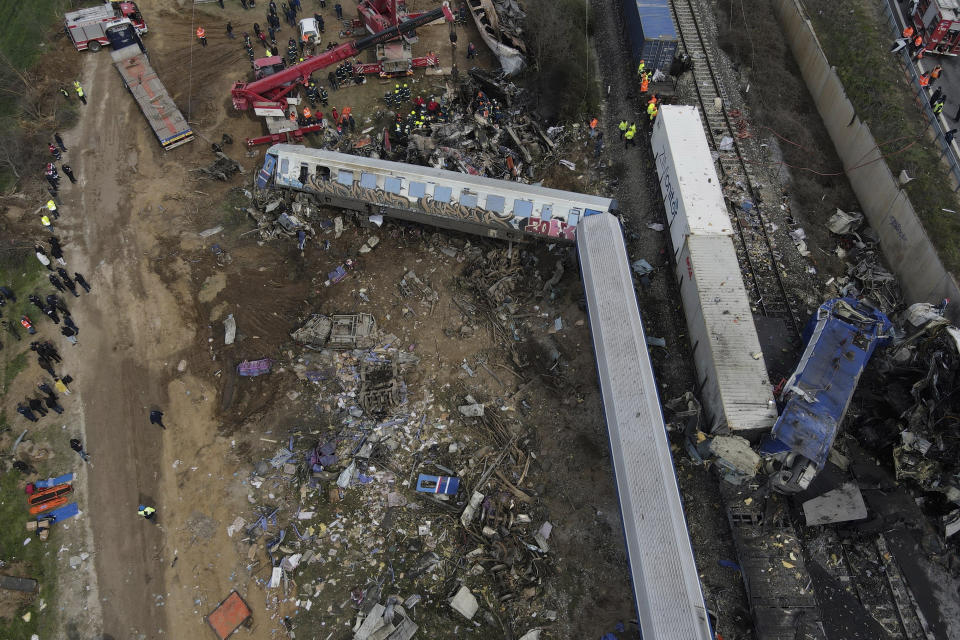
xmin=651 ymin=106 xmax=777 ymax=436
xmin=264 ymin=144 xmax=617 ymax=242
xmin=578 ymin=213 xmax=714 ymax=640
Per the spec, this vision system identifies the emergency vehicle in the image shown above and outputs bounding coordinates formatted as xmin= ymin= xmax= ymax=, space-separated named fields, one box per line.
xmin=911 ymin=0 xmax=960 ymax=56
xmin=64 ymin=1 xmax=146 ymax=52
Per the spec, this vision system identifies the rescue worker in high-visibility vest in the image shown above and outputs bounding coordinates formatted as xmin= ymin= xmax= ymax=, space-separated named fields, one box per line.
xmin=637 ymin=60 xmax=645 ymax=76
xmin=46 ymin=200 xmax=58 ymax=219
xmin=289 ymin=108 xmax=297 ymax=123
xmin=931 ymin=64 xmax=943 ymax=80
xmin=933 ymin=99 xmax=945 ymax=115
xmin=73 ymin=81 xmax=86 ymax=105
xmin=902 ymin=25 xmax=914 ymax=39
xmin=41 ymin=214 xmax=52 ymax=229
xmin=919 ymin=72 xmax=931 ymax=87
xmin=640 ymin=74 xmax=649 ymax=93
xmin=649 ymin=104 xmax=659 ymax=122
xmin=618 ymin=120 xmax=628 ymax=138
xmin=624 ymin=124 xmax=636 ymax=147
xmin=138 ymin=505 xmax=156 ymax=519
xmin=648 ymin=94 xmax=658 ymax=107
xmin=303 ymin=106 xmax=312 ymax=123
xmin=196 ymin=26 xmax=207 ymax=46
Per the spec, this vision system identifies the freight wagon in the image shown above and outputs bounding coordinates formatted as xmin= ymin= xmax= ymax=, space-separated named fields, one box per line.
xmin=622 ymin=0 xmax=679 ymax=72
xmin=651 ymin=105 xmax=777 ymax=435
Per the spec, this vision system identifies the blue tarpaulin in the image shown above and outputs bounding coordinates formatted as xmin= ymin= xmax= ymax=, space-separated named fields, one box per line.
xmin=35 ymin=473 xmax=74 ymax=489
xmin=41 ymin=502 xmax=80 ymax=524
xmin=765 ymin=298 xmax=891 ymax=468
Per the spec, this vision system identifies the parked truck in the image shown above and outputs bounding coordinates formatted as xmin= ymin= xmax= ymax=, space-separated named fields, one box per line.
xmin=105 ymin=21 xmax=194 ymax=150
xmin=64 ymin=1 xmax=146 ymax=52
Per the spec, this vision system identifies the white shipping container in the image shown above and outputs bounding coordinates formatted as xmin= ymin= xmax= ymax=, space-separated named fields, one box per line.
xmin=651 ymin=105 xmax=732 ymax=252
xmin=675 ymin=234 xmax=777 ymax=434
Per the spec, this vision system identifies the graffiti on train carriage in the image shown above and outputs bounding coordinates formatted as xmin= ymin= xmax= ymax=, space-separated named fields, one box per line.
xmin=305 ymin=171 xmax=576 ymax=240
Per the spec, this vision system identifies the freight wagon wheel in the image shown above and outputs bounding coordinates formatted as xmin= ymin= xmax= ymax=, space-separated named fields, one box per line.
xmin=88 ymin=40 xmax=101 ymax=52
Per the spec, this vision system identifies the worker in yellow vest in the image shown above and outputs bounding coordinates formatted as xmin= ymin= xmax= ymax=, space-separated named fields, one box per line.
xmin=648 ymin=103 xmax=658 ymax=122
xmin=41 ymin=214 xmax=52 ymax=229
xmin=618 ymin=120 xmax=628 ymax=138
xmin=625 ymin=124 xmax=636 ymax=147
xmin=637 ymin=60 xmax=645 ymax=76
xmin=73 ymin=81 xmax=86 ymax=105
xmin=46 ymin=199 xmax=58 ymax=219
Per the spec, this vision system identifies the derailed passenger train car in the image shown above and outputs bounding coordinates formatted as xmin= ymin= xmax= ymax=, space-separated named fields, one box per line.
xmin=262 ymin=144 xmax=616 ymax=242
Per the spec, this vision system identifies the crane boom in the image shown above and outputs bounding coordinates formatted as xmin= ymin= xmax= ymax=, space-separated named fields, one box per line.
xmin=231 ymin=2 xmax=453 ymax=110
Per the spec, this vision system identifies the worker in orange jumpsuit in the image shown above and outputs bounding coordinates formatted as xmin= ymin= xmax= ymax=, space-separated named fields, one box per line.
xmin=196 ymin=26 xmax=207 ymax=47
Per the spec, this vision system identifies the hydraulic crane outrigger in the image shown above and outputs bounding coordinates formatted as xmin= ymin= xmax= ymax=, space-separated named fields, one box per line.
xmin=231 ymin=2 xmax=453 ymax=112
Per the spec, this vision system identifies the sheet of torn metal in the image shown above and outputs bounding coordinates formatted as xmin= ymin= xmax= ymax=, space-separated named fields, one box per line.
xmin=802 ymin=483 xmax=868 ymax=526
xmin=467 ymin=0 xmax=526 ymax=75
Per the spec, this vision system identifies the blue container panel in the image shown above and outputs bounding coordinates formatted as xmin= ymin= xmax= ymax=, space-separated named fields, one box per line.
xmin=622 ymin=0 xmax=678 ymax=71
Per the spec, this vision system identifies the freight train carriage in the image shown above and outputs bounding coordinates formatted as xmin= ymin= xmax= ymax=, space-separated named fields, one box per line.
xmin=651 ymin=105 xmax=777 ymax=436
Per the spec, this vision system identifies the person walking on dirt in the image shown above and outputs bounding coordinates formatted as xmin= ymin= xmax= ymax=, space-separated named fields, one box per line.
xmin=40 ymin=341 xmax=62 ymax=363
xmin=44 ymin=305 xmax=61 ymax=324
xmin=17 ymin=403 xmax=38 ymax=422
xmin=73 ymin=81 xmax=86 ymax=105
xmin=624 ymin=124 xmax=636 ymax=147
xmin=50 ymin=238 xmax=65 ymax=264
xmin=28 ymin=397 xmax=48 ymax=417
xmin=197 ymin=26 xmax=207 ymax=47
xmin=73 ymin=272 xmax=91 ymax=294
xmin=28 ymin=294 xmax=44 ymax=311
xmin=48 ymin=143 xmax=62 ymax=162
xmin=226 ymin=22 xmax=235 ymax=38
xmin=931 ymin=86 xmax=944 ymax=106
xmin=467 ymin=42 xmax=476 ymax=59
xmin=37 ymin=355 xmax=55 ymax=376
xmin=60 ymin=275 xmax=78 ymax=297
xmin=44 ymin=395 xmax=64 ymax=415
xmin=61 ymin=325 xmax=77 ymax=345
xmin=149 ymin=410 xmax=166 ymax=429
xmin=335 ymin=3 xmax=343 ymax=18
xmin=49 ymin=274 xmax=65 ymax=293
xmin=63 ymin=313 xmax=78 ymax=335
xmin=46 ymin=294 xmax=68 ymax=315
xmin=70 ymin=438 xmax=90 ymax=463
xmin=62 ymin=165 xmax=77 ymax=184
xmin=138 ymin=505 xmax=156 ymax=519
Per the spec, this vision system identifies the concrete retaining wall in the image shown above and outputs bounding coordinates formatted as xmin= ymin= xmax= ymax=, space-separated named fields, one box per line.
xmin=772 ymin=0 xmax=960 ymax=323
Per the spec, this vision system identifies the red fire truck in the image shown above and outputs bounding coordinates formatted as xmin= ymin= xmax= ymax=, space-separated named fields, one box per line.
xmin=911 ymin=0 xmax=960 ymax=56
xmin=64 ymin=1 xmax=146 ymax=52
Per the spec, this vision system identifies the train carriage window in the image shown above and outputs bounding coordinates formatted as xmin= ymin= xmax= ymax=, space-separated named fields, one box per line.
xmin=567 ymin=208 xmax=581 ymax=226
xmin=433 ymin=185 xmax=452 ymax=203
xmin=360 ymin=172 xmax=377 ymax=189
xmin=279 ymin=158 xmax=289 ymax=175
xmin=540 ymin=204 xmax=553 ymax=221
xmin=512 ymin=199 xmax=534 ymax=218
xmin=337 ymin=169 xmax=354 ymax=186
xmin=485 ymin=194 xmax=505 ymax=214
xmin=316 ymin=165 xmax=330 ymax=181
xmin=299 ymin=164 xmax=309 ymax=184
xmin=408 ymin=181 xmax=427 ymax=198
xmin=384 ymin=177 xmax=402 ymax=194
xmin=584 ymin=208 xmax=604 ymax=217
xmin=459 ymin=192 xmax=479 ymax=208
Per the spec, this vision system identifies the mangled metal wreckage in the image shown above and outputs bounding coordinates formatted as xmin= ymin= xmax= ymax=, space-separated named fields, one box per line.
xmin=761 ymin=298 xmax=892 ymax=493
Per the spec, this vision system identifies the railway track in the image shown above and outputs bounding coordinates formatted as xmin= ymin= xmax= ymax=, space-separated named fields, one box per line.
xmin=671 ymin=0 xmax=802 ymax=337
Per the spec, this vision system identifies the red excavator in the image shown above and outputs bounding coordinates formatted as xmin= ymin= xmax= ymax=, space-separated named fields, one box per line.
xmin=231 ymin=2 xmax=453 ymax=112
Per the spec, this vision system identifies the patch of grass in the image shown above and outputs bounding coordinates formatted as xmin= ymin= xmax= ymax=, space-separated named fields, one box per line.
xmin=802 ymin=0 xmax=960 ymax=275
xmin=0 ymin=471 xmax=54 ymax=639
xmin=3 ymin=352 xmax=28 ymax=395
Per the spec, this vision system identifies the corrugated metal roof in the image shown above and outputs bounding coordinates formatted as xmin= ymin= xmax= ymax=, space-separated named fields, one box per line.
xmin=684 ymin=235 xmax=777 ymax=432
xmin=651 ymin=106 xmax=733 ymax=251
xmin=577 ymin=213 xmax=712 ymax=640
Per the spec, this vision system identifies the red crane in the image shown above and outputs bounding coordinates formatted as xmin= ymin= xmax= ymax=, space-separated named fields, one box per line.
xmin=231 ymin=2 xmax=453 ymax=111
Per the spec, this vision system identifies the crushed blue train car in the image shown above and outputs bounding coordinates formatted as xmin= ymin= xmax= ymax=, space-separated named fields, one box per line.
xmin=762 ymin=298 xmax=892 ymax=493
